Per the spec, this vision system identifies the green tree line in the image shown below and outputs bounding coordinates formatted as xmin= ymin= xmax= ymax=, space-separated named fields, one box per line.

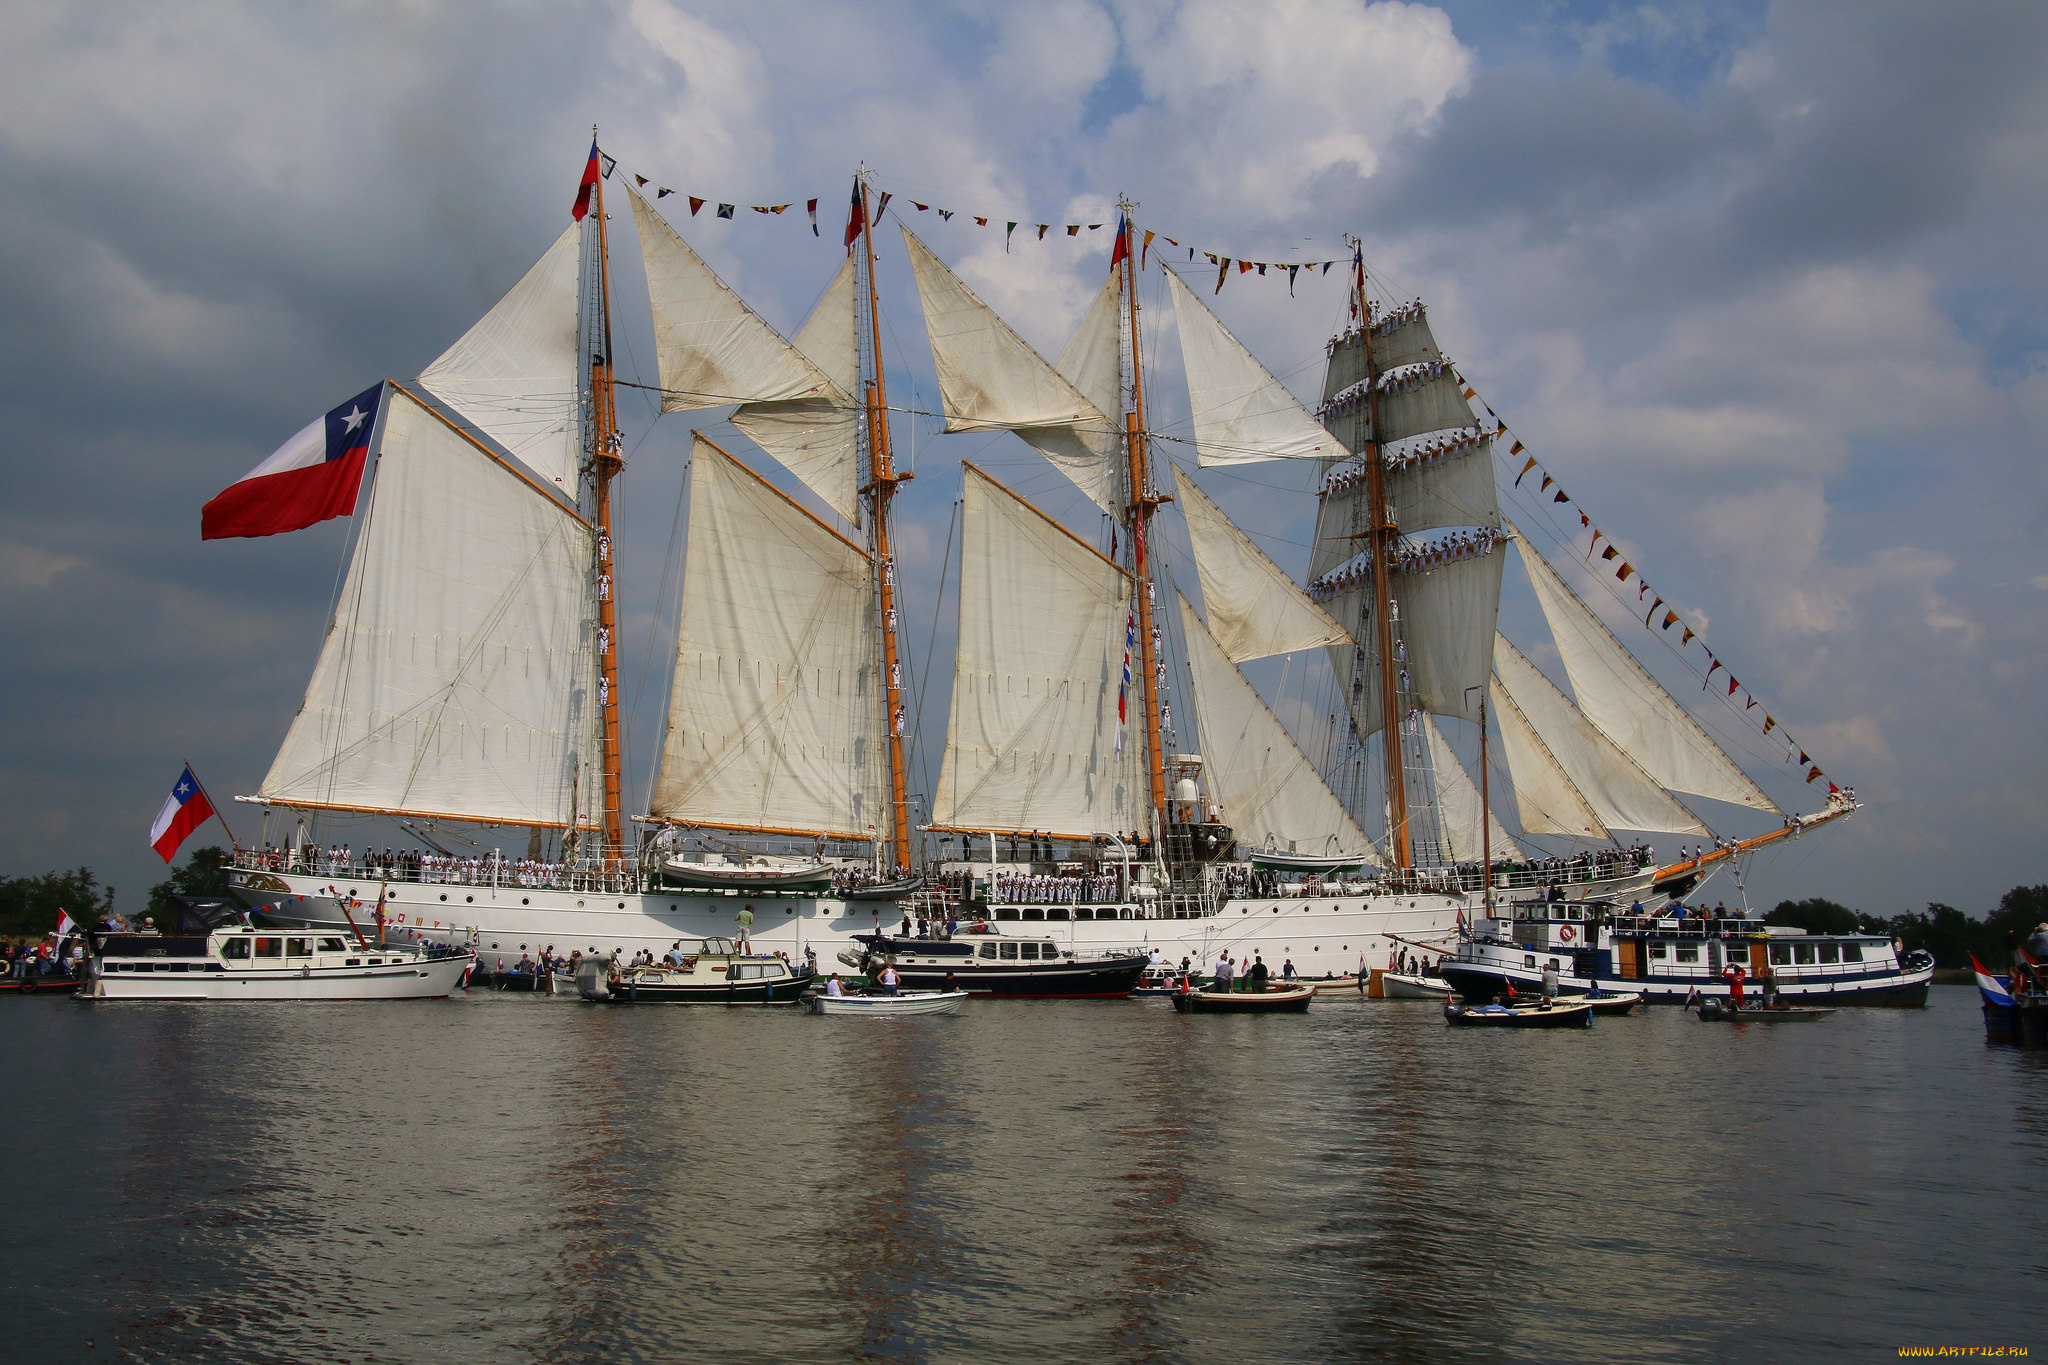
xmin=0 ymin=847 xmax=233 ymax=938
xmin=1768 ymin=886 xmax=2048 ymax=969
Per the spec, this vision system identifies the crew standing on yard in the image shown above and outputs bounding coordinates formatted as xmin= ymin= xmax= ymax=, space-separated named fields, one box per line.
xmin=734 ymin=905 xmax=754 ymax=952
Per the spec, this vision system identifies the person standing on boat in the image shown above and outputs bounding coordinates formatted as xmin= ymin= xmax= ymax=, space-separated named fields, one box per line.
xmin=1540 ymin=961 xmax=1560 ymax=1001
xmin=1758 ymin=960 xmax=1779 ymax=1007
xmin=1723 ymin=960 xmax=1748 ymax=1012
xmin=1211 ymin=953 xmax=1235 ymax=994
xmin=1247 ymin=955 xmax=1270 ymax=992
xmin=1282 ymin=958 xmax=1297 ymax=982
xmin=734 ymin=905 xmax=754 ymax=952
xmin=877 ymin=963 xmax=900 ymax=996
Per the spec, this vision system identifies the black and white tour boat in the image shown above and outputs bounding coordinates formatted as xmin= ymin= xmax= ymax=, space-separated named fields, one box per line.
xmin=87 ymin=925 xmax=474 ymax=1001
xmin=841 ymin=931 xmax=1149 ymax=998
xmin=1439 ymin=898 xmax=1934 ymax=1007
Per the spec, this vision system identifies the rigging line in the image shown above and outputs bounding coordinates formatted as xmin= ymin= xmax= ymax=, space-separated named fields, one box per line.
xmin=913 ymin=495 xmax=962 ymax=807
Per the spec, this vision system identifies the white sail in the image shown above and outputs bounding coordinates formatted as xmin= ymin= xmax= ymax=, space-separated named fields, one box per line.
xmin=1512 ymin=528 xmax=1778 ymax=813
xmin=1177 ymin=475 xmax=1346 ymax=663
xmin=631 ymin=187 xmax=836 ymax=411
xmin=1492 ymin=637 xmax=1708 ymax=835
xmin=1387 ymin=437 xmax=1500 ymax=533
xmin=932 ymin=466 xmax=1138 ymax=838
xmin=901 ymin=228 xmax=1100 ymax=431
xmin=1370 ymin=307 xmax=1445 ymax=373
xmin=1165 ymin=268 xmax=1346 ymax=466
xmin=1018 ymin=276 xmax=1126 ymax=512
xmin=418 ymin=222 xmax=583 ymax=492
xmin=730 ymin=256 xmax=863 ymax=521
xmin=1489 ymin=676 xmax=1610 ymax=840
xmin=261 ymin=388 xmax=600 ymax=828
xmin=1420 ymin=715 xmax=1523 ymax=863
xmin=1180 ymin=595 xmax=1379 ymax=863
xmin=1322 ymin=545 xmax=1502 ymax=734
xmin=647 ymin=436 xmax=885 ymax=839
xmin=1374 ymin=367 xmax=1477 ymax=445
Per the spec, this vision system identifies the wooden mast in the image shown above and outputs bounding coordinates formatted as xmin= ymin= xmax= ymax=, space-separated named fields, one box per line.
xmin=857 ymin=174 xmax=914 ymax=871
xmin=1351 ymin=238 xmax=1410 ymax=872
xmin=588 ymin=134 xmax=626 ymax=857
xmin=1118 ymin=201 xmax=1169 ymax=833
xmin=1479 ymin=691 xmax=1491 ymax=916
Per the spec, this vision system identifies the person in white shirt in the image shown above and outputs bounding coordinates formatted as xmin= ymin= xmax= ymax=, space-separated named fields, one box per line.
xmin=824 ymin=975 xmax=846 ymax=997
xmin=877 ymin=964 xmax=900 ymax=996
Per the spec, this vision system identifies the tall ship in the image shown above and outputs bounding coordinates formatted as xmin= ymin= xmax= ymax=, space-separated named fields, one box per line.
xmin=217 ymin=144 xmax=1853 ymax=974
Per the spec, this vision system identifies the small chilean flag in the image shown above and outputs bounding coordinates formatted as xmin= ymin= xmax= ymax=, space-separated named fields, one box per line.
xmin=1109 ymin=214 xmax=1130 ymax=271
xmin=201 ymin=382 xmax=383 ymax=540
xmin=150 ymin=766 xmax=217 ymax=863
xmin=572 ymin=138 xmax=602 ymax=221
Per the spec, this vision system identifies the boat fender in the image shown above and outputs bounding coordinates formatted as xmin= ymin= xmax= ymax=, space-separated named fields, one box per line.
xmin=1558 ymin=925 xmax=1576 ymax=943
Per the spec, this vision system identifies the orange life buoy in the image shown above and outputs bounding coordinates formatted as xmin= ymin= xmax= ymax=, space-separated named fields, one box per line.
xmin=1558 ymin=925 xmax=1576 ymax=943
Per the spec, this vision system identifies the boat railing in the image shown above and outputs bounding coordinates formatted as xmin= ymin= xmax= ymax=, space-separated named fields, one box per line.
xmin=1609 ymin=915 xmax=1764 ymax=938
xmin=231 ymin=850 xmax=640 ymax=895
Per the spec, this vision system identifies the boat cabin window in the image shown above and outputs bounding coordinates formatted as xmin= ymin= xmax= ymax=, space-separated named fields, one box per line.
xmin=1794 ymin=943 xmax=1816 ymax=965
xmin=999 ymin=942 xmax=1019 ymax=960
xmin=1649 ymin=942 xmax=1669 ymax=961
xmin=1020 ymin=943 xmax=1040 ymax=960
xmin=978 ymin=944 xmax=997 ymax=959
xmin=730 ymin=963 xmax=768 ymax=980
xmin=318 ymin=937 xmax=348 ymax=953
xmin=1842 ymin=943 xmax=1863 ymax=963
xmin=286 ymin=938 xmax=311 ymax=958
xmin=220 ymin=938 xmax=250 ymax=960
xmin=1818 ymin=943 xmax=1840 ymax=965
xmin=1567 ymin=905 xmax=1584 ymax=922
xmin=1675 ymin=944 xmax=1699 ymax=964
xmin=1770 ymin=943 xmax=1790 ymax=966
xmin=254 ymin=937 xmax=282 ymax=958
xmin=1042 ymin=944 xmax=1059 ymax=958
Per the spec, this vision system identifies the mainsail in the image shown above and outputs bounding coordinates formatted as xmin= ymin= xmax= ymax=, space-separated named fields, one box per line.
xmin=418 ymin=222 xmax=583 ymax=492
xmin=1320 ymin=545 xmax=1503 ymax=733
xmin=1179 ymin=594 xmax=1379 ymax=862
xmin=1164 ymin=267 xmax=1345 ymax=466
xmin=1492 ymin=636 xmax=1708 ymax=836
xmin=931 ymin=465 xmax=1138 ymax=837
xmin=1176 ymin=474 xmax=1346 ymax=663
xmin=261 ymin=386 xmax=601 ymax=828
xmin=646 ymin=435 xmax=885 ymax=840
xmin=1511 ymin=526 xmax=1777 ymax=813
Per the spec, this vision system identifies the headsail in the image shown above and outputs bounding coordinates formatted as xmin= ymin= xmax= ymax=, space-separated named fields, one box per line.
xmin=1420 ymin=714 xmax=1523 ymax=863
xmin=418 ymin=222 xmax=583 ymax=492
xmin=1488 ymin=674 xmax=1609 ymax=840
xmin=261 ymin=387 xmax=601 ymax=828
xmin=731 ymin=258 xmax=863 ymax=522
xmin=1164 ymin=267 xmax=1345 ymax=466
xmin=931 ymin=465 xmax=1138 ymax=838
xmin=1179 ymin=594 xmax=1380 ymax=863
xmin=1511 ymin=526 xmax=1778 ymax=813
xmin=1492 ymin=636 xmax=1708 ymax=836
xmin=1177 ymin=474 xmax=1346 ymax=663
xmin=646 ymin=435 xmax=884 ymax=839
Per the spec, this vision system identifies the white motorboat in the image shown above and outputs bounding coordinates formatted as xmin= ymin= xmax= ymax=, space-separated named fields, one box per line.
xmin=87 ymin=926 xmax=472 ymax=1001
xmin=804 ymin=989 xmax=966 ymax=1016
xmin=1380 ymin=971 xmax=1453 ymax=999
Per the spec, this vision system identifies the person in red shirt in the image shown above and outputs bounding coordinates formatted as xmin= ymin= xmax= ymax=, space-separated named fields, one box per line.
xmin=1723 ymin=961 xmax=1747 ymax=1012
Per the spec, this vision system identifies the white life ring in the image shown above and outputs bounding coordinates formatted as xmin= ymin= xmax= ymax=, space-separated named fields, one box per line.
xmin=1558 ymin=925 xmax=1576 ymax=943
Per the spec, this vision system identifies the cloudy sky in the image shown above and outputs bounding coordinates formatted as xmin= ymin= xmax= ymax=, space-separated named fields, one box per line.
xmin=2 ymin=0 xmax=2041 ymax=919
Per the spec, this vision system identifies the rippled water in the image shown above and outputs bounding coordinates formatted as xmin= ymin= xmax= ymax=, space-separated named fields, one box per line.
xmin=2 ymin=987 xmax=2039 ymax=1362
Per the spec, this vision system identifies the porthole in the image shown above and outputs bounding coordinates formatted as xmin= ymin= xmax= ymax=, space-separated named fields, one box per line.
xmin=1272 ymin=908 xmax=1279 ymax=914
xmin=349 ymin=888 xmax=357 ymax=897
xmin=439 ymin=894 xmax=447 ymax=902
xmin=466 ymin=896 xmax=474 ymax=903
xmin=617 ymin=902 xmax=625 ymax=909
xmin=1241 ymin=908 xmax=1248 ymax=914
xmin=670 ymin=904 xmax=678 ymax=911
xmin=522 ymin=898 xmax=530 ymax=905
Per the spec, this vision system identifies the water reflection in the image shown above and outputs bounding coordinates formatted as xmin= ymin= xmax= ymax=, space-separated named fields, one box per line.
xmin=0 ymin=989 xmax=2038 ymax=1363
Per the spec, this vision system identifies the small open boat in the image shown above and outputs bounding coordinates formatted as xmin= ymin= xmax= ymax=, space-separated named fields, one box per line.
xmin=1171 ymin=983 xmax=1315 ymax=1014
xmin=1445 ymin=998 xmax=1593 ymax=1029
xmin=805 ymin=990 xmax=965 ymax=1016
xmin=839 ymin=876 xmax=925 ymax=902
xmin=1379 ymin=971 xmax=1452 ymax=999
xmin=1694 ymin=998 xmax=1834 ymax=1022
xmin=657 ymin=856 xmax=833 ymax=894
xmin=1575 ymin=989 xmax=1645 ymax=1016
xmin=1307 ymin=974 xmax=1363 ymax=994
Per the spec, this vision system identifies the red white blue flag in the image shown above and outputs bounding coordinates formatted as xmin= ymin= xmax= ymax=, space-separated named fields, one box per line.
xmin=1115 ymin=605 xmax=1136 ymax=754
xmin=844 ymin=180 xmax=866 ymax=252
xmin=1110 ymin=214 xmax=1130 ymax=271
xmin=149 ymin=765 xmax=217 ymax=863
xmin=201 ymin=382 xmax=383 ymax=540
xmin=572 ymin=138 xmax=602 ymax=221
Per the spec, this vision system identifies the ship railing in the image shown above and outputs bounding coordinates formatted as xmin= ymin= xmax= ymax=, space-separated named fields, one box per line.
xmin=1609 ymin=915 xmax=1764 ymax=938
xmin=230 ymin=850 xmax=640 ymax=896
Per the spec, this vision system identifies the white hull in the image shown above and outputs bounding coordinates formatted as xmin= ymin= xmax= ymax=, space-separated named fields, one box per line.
xmin=231 ymin=868 xmax=1465 ymax=976
xmin=1380 ymin=972 xmax=1453 ymax=999
xmin=806 ymin=991 xmax=965 ymax=1016
xmin=87 ymin=956 xmax=472 ymax=1001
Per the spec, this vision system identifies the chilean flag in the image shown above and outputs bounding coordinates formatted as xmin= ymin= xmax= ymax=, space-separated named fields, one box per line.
xmin=572 ymin=138 xmax=602 ymax=221
xmin=150 ymin=766 xmax=217 ymax=863
xmin=201 ymin=382 xmax=383 ymax=540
